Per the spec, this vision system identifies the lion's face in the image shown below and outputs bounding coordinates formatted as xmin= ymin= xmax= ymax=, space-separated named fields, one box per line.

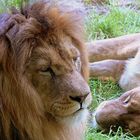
xmin=26 ymin=35 xmax=91 ymax=119
xmin=93 ymin=87 xmax=140 ymax=135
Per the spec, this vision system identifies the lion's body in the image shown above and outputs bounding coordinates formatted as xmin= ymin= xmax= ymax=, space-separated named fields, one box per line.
xmin=87 ymin=33 xmax=140 ymax=136
xmin=0 ymin=1 xmax=91 ymax=140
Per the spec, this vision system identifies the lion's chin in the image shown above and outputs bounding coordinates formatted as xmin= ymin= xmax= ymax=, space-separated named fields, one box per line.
xmin=55 ymin=109 xmax=89 ymax=126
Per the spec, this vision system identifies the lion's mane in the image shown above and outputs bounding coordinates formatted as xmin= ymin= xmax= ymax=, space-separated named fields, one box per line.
xmin=0 ymin=1 xmax=90 ymax=140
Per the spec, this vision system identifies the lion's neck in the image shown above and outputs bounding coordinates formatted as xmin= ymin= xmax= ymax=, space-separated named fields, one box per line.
xmin=44 ymin=119 xmax=85 ymax=140
xmin=44 ymin=111 xmax=89 ymax=140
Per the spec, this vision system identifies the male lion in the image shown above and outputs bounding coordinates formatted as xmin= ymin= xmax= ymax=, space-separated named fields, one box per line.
xmin=0 ymin=1 xmax=92 ymax=140
xmin=87 ymin=33 xmax=140 ymax=135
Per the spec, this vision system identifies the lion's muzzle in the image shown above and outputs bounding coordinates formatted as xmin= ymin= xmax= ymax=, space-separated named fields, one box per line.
xmin=50 ymin=71 xmax=92 ymax=117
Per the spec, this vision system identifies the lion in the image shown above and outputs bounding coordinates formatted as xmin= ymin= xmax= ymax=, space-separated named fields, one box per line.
xmin=87 ymin=33 xmax=140 ymax=135
xmin=0 ymin=1 xmax=92 ymax=140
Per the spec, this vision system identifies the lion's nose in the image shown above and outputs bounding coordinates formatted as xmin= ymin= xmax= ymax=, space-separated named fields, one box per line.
xmin=69 ymin=93 xmax=89 ymax=104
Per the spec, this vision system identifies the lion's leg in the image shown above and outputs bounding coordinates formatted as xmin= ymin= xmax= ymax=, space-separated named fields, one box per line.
xmin=119 ymin=50 xmax=140 ymax=91
xmin=89 ymin=59 xmax=126 ymax=81
xmin=87 ymin=33 xmax=140 ymax=62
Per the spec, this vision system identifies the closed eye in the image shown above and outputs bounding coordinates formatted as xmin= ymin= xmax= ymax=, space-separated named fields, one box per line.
xmin=73 ymin=56 xmax=80 ymax=62
xmin=72 ymin=56 xmax=81 ymax=72
xmin=123 ymin=95 xmax=131 ymax=105
xmin=40 ymin=67 xmax=55 ymax=77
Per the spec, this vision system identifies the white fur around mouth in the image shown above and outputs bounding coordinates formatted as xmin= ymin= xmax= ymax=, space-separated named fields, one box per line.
xmin=73 ymin=107 xmax=84 ymax=114
xmin=57 ymin=109 xmax=89 ymax=126
xmin=66 ymin=107 xmax=86 ymax=117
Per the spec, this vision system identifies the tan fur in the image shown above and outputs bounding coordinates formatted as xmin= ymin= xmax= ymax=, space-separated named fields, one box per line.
xmin=94 ymin=87 xmax=140 ymax=136
xmin=0 ymin=1 xmax=92 ymax=140
xmin=87 ymin=33 xmax=140 ymax=136
xmin=87 ymin=33 xmax=140 ymax=62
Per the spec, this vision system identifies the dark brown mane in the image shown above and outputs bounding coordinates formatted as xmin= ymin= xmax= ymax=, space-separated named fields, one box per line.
xmin=0 ymin=1 xmax=89 ymax=140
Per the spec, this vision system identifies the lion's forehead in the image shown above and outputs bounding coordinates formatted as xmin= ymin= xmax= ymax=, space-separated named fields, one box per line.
xmin=28 ymin=36 xmax=80 ymax=74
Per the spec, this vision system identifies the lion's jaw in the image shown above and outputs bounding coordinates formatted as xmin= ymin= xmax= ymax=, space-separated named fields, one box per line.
xmin=55 ymin=101 xmax=91 ymax=126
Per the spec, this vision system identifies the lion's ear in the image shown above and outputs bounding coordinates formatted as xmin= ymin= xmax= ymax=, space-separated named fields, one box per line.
xmin=0 ymin=13 xmax=25 ymax=62
xmin=0 ymin=13 xmax=19 ymax=64
xmin=0 ymin=13 xmax=15 ymax=36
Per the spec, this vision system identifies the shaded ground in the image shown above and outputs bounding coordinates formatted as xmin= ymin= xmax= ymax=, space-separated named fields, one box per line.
xmin=85 ymin=0 xmax=140 ymax=15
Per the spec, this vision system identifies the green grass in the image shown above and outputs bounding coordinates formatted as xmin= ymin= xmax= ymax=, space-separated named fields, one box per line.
xmin=85 ymin=6 xmax=140 ymax=40
xmin=86 ymin=127 xmax=140 ymax=140
xmin=85 ymin=2 xmax=140 ymax=140
xmin=89 ymin=79 xmax=122 ymax=111
xmin=0 ymin=0 xmax=23 ymax=12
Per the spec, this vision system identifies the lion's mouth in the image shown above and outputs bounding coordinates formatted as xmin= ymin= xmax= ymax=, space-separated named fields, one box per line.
xmin=70 ymin=107 xmax=87 ymax=117
xmin=50 ymin=101 xmax=89 ymax=118
xmin=74 ymin=107 xmax=84 ymax=113
xmin=54 ymin=107 xmax=86 ymax=118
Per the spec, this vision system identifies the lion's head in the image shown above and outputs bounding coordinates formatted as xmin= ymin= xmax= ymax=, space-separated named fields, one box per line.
xmin=0 ymin=1 xmax=91 ymax=140
xmin=93 ymin=87 xmax=140 ymax=136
